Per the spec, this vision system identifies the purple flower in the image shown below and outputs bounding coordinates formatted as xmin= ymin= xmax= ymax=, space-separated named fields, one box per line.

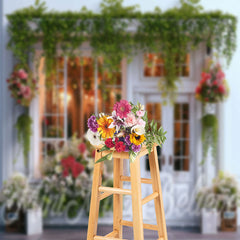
xmin=132 ymin=144 xmax=141 ymax=153
xmin=87 ymin=115 xmax=98 ymax=132
xmin=125 ymin=135 xmax=131 ymax=146
xmin=124 ymin=145 xmax=130 ymax=152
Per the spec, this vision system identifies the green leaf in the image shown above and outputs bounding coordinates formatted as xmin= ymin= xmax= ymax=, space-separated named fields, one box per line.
xmin=95 ymin=152 xmax=113 ymax=164
xmin=98 ymin=145 xmax=110 ymax=152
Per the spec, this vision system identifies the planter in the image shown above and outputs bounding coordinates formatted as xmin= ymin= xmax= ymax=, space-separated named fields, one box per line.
xmin=201 ymin=208 xmax=218 ymax=234
xmin=26 ymin=208 xmax=43 ymax=235
xmin=4 ymin=206 xmax=25 ymax=233
xmin=220 ymin=207 xmax=237 ymax=232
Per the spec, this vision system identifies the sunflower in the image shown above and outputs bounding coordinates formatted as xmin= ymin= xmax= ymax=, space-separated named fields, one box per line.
xmin=129 ymin=133 xmax=146 ymax=146
xmin=97 ymin=115 xmax=115 ymax=139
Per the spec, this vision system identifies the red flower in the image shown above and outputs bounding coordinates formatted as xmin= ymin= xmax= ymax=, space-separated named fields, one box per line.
xmin=92 ymin=150 xmax=95 ymax=158
xmin=200 ymin=72 xmax=211 ymax=84
xmin=218 ymin=85 xmax=225 ymax=94
xmin=115 ymin=141 xmax=125 ymax=152
xmin=195 ymin=86 xmax=201 ymax=94
xmin=61 ymin=156 xmax=85 ymax=178
xmin=78 ymin=143 xmax=86 ymax=154
xmin=216 ymin=70 xmax=225 ymax=80
xmin=72 ymin=162 xmax=85 ymax=178
xmin=212 ymin=80 xmax=218 ymax=86
xmin=105 ymin=138 xmax=115 ymax=148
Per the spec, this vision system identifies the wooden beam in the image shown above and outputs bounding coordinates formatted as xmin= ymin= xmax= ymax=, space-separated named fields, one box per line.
xmin=120 ymin=176 xmax=152 ymax=184
xmin=99 ymin=192 xmax=112 ymax=201
xmin=142 ymin=192 xmax=159 ymax=205
xmin=99 ymin=186 xmax=131 ymax=195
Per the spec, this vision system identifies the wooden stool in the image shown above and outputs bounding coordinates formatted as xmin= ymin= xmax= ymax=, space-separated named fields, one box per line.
xmin=87 ymin=144 xmax=168 ymax=240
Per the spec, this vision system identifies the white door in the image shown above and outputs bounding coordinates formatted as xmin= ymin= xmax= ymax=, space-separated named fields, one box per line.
xmin=142 ymin=93 xmax=197 ymax=226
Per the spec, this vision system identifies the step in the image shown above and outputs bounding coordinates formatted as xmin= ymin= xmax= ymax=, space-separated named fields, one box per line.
xmin=99 ymin=186 xmax=132 ymax=195
xmin=94 ymin=236 xmax=127 ymax=240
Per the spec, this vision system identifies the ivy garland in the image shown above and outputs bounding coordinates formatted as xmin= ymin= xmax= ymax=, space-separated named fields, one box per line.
xmin=7 ymin=0 xmax=237 ymax=100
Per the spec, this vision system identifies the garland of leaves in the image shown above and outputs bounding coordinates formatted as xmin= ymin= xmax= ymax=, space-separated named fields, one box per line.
xmin=7 ymin=0 xmax=237 ymax=100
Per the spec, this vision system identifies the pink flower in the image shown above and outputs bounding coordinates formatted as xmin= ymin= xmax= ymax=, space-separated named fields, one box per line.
xmin=22 ymin=86 xmax=31 ymax=99
xmin=137 ymin=118 xmax=146 ymax=127
xmin=125 ymin=113 xmax=137 ymax=127
xmin=113 ymin=100 xmax=131 ymax=119
xmin=216 ymin=70 xmax=225 ymax=80
xmin=195 ymin=86 xmax=201 ymax=94
xmin=136 ymin=110 xmax=145 ymax=117
xmin=18 ymin=69 xmax=28 ymax=79
xmin=78 ymin=143 xmax=86 ymax=154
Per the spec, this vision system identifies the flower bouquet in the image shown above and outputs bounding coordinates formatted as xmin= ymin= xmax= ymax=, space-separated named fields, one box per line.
xmin=86 ymin=100 xmax=166 ymax=163
xmin=195 ymin=61 xmax=229 ymax=103
xmin=7 ymin=69 xmax=38 ymax=107
xmin=39 ymin=136 xmax=113 ymax=219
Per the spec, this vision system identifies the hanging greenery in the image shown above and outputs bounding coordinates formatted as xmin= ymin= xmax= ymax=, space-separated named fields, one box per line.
xmin=15 ymin=113 xmax=33 ymax=167
xmin=201 ymin=113 xmax=218 ymax=165
xmin=7 ymin=0 xmax=237 ymax=101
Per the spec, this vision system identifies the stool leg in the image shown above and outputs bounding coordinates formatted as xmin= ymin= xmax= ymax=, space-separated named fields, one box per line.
xmin=149 ymin=146 xmax=168 ymax=240
xmin=87 ymin=151 xmax=103 ymax=240
xmin=130 ymin=157 xmax=144 ymax=240
xmin=113 ymin=158 xmax=123 ymax=238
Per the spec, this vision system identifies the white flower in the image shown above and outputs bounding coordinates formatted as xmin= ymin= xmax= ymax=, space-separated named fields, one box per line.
xmin=86 ymin=129 xmax=103 ymax=146
xmin=55 ymin=153 xmax=63 ymax=162
xmin=131 ymin=125 xmax=145 ymax=135
xmin=66 ymin=176 xmax=73 ymax=185
xmin=55 ymin=165 xmax=62 ymax=174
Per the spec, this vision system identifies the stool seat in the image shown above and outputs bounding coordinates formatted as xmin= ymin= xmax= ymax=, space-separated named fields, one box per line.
xmin=87 ymin=145 xmax=168 ymax=240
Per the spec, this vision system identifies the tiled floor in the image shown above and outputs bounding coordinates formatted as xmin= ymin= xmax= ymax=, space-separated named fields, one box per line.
xmin=0 ymin=226 xmax=239 ymax=240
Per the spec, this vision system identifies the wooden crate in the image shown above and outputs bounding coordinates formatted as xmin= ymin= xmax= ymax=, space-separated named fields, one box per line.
xmin=220 ymin=207 xmax=237 ymax=232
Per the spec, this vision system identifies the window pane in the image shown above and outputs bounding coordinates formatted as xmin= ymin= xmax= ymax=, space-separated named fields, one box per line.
xmin=42 ymin=116 xmax=64 ymax=138
xmin=144 ymin=53 xmax=190 ymax=77
xmin=173 ymin=103 xmax=190 ymax=171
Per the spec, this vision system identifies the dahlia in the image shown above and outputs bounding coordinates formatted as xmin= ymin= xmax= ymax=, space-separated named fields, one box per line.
xmin=113 ymin=100 xmax=131 ymax=119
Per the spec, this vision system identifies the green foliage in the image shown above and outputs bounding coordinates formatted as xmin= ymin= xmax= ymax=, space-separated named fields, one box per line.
xmin=15 ymin=114 xmax=33 ymax=167
xmin=7 ymin=0 xmax=237 ymax=101
xmin=201 ymin=114 xmax=218 ymax=164
xmin=145 ymin=120 xmax=167 ymax=154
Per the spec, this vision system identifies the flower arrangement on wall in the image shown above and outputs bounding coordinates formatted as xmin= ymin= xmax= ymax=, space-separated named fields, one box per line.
xmin=195 ymin=61 xmax=229 ymax=103
xmin=86 ymin=100 xmax=166 ymax=163
xmin=195 ymin=60 xmax=229 ymax=165
xmin=7 ymin=69 xmax=38 ymax=107
xmin=39 ymin=136 xmax=113 ymax=219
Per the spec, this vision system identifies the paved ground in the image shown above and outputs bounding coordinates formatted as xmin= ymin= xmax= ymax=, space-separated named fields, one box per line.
xmin=0 ymin=226 xmax=239 ymax=240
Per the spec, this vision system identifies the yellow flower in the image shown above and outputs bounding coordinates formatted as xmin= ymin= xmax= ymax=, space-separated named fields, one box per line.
xmin=97 ymin=116 xmax=115 ymax=139
xmin=130 ymin=133 xmax=146 ymax=146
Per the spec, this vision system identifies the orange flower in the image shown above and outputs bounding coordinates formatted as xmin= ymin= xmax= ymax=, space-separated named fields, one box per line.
xmin=97 ymin=116 xmax=115 ymax=139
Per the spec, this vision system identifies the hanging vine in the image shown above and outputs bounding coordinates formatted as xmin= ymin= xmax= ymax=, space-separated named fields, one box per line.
xmin=7 ymin=0 xmax=237 ymax=101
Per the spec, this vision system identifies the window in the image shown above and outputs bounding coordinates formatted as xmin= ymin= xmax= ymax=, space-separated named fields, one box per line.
xmin=173 ymin=103 xmax=190 ymax=171
xmin=38 ymin=56 xmax=123 ymax=161
xmin=144 ymin=53 xmax=190 ymax=77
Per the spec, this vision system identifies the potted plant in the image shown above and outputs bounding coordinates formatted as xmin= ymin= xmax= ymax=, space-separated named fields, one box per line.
xmin=196 ymin=171 xmax=240 ymax=233
xmin=0 ymin=173 xmax=42 ymax=235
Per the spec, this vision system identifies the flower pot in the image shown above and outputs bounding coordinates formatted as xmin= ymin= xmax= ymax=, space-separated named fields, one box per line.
xmin=26 ymin=208 xmax=43 ymax=235
xmin=4 ymin=206 xmax=25 ymax=233
xmin=201 ymin=208 xmax=218 ymax=234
